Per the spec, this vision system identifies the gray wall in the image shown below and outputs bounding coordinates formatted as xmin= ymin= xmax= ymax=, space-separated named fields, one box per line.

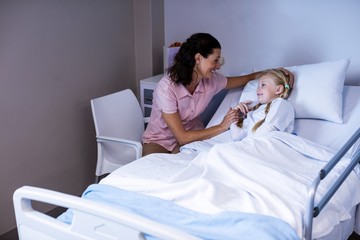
xmin=0 ymin=0 xmax=163 ymax=234
xmin=164 ymin=0 xmax=360 ymax=85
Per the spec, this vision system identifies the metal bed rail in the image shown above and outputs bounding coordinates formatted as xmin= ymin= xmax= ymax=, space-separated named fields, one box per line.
xmin=304 ymin=127 xmax=360 ymax=240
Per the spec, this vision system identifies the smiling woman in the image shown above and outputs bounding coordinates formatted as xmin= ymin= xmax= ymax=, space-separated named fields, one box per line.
xmin=141 ymin=33 xmax=291 ymax=156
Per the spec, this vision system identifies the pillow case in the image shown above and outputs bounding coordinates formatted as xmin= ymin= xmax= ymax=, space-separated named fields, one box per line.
xmin=239 ymin=59 xmax=350 ymax=123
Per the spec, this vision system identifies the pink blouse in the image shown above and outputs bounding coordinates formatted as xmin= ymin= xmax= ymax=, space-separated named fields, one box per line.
xmin=142 ymin=72 xmax=227 ymax=151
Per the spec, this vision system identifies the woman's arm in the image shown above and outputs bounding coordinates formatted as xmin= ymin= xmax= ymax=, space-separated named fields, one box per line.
xmin=226 ymin=68 xmax=293 ymax=90
xmin=162 ymin=108 xmax=238 ymax=145
xmin=225 ymin=72 xmax=260 ymax=89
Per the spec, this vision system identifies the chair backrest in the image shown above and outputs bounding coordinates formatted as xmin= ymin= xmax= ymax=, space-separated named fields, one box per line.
xmin=91 ymin=89 xmax=144 ymax=142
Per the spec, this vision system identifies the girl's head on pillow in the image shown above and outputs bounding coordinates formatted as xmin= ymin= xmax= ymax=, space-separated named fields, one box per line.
xmin=256 ymin=69 xmax=293 ymax=103
xmin=236 ymin=68 xmax=294 ymax=131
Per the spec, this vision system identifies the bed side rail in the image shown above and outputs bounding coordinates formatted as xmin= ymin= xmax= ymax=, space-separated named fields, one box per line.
xmin=304 ymin=127 xmax=360 ymax=240
xmin=13 ymin=186 xmax=200 ymax=240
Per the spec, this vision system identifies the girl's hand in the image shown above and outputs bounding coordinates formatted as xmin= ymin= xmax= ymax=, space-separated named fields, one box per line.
xmin=234 ymin=100 xmax=252 ymax=116
xmin=219 ymin=108 xmax=239 ymax=131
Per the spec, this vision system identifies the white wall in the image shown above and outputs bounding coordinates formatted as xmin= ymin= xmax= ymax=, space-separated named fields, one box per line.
xmin=164 ymin=0 xmax=360 ymax=85
xmin=0 ymin=0 xmax=135 ymax=234
xmin=0 ymin=0 xmax=164 ymax=235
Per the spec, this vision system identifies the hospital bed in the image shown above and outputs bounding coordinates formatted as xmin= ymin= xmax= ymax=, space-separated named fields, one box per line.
xmin=13 ymin=59 xmax=360 ymax=240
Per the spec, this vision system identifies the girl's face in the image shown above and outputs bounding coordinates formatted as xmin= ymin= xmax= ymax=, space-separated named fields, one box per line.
xmin=195 ymin=48 xmax=222 ymax=79
xmin=257 ymin=76 xmax=283 ymax=104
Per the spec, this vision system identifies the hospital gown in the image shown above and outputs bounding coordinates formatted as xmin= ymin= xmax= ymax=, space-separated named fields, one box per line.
xmin=230 ymin=98 xmax=294 ymax=141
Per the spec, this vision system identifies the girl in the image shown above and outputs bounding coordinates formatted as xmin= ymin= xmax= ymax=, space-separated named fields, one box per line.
xmin=230 ymin=69 xmax=295 ymax=141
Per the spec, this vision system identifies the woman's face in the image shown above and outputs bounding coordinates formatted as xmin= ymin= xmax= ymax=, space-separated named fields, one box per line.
xmin=195 ymin=48 xmax=222 ymax=79
xmin=257 ymin=76 xmax=282 ymax=104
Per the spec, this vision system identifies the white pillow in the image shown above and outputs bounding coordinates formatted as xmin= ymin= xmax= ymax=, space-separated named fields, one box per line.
xmin=238 ymin=79 xmax=258 ymax=106
xmin=239 ymin=59 xmax=350 ymax=123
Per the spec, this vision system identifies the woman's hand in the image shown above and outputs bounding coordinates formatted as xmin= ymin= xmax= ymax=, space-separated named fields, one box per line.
xmin=233 ymin=100 xmax=252 ymax=116
xmin=219 ymin=108 xmax=239 ymax=131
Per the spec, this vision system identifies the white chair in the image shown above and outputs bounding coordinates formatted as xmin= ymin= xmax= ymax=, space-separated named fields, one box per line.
xmin=91 ymin=89 xmax=146 ymax=182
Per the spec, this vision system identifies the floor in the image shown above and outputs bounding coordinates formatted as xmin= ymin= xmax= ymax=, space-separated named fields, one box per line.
xmin=349 ymin=232 xmax=360 ymax=240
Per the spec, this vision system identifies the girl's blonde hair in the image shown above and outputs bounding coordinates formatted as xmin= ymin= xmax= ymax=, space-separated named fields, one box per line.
xmin=237 ymin=69 xmax=293 ymax=132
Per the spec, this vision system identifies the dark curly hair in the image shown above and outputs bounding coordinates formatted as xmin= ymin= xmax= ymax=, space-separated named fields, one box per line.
xmin=168 ymin=33 xmax=221 ymax=86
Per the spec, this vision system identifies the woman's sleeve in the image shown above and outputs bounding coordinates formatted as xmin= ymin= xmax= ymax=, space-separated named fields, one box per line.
xmin=212 ymin=72 xmax=228 ymax=94
xmin=155 ymin=79 xmax=178 ymax=114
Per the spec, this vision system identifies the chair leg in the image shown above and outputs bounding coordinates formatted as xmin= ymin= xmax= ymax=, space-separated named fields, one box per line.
xmin=95 ymin=175 xmax=100 ymax=184
xmin=95 ymin=173 xmax=111 ymax=183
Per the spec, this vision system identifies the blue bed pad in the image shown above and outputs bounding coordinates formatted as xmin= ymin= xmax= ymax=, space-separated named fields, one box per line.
xmin=58 ymin=184 xmax=299 ymax=240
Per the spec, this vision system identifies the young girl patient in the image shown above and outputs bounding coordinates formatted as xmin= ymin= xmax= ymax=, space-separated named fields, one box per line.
xmin=230 ymin=69 xmax=295 ymax=141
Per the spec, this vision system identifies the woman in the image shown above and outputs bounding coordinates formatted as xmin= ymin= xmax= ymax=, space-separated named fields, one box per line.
xmin=142 ymin=33 xmax=292 ymax=156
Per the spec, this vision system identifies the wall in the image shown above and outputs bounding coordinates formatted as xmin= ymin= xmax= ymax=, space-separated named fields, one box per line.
xmin=164 ymin=0 xmax=360 ymax=85
xmin=134 ymin=0 xmax=164 ymax=84
xmin=0 ymin=0 xmax=163 ymax=234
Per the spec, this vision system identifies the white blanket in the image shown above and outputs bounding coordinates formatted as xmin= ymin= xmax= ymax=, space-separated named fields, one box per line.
xmin=101 ymin=132 xmax=360 ymax=239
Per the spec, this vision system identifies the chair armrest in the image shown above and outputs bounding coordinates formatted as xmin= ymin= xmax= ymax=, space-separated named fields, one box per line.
xmin=96 ymin=135 xmax=142 ymax=159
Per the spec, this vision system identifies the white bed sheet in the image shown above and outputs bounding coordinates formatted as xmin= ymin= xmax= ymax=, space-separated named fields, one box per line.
xmin=101 ymin=132 xmax=360 ymax=239
xmin=100 ymin=85 xmax=360 ymax=239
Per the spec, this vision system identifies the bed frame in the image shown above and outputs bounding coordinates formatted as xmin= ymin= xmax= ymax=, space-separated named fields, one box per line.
xmin=304 ymin=127 xmax=360 ymax=239
xmin=13 ymin=126 xmax=360 ymax=240
xmin=13 ymin=186 xmax=199 ymax=240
